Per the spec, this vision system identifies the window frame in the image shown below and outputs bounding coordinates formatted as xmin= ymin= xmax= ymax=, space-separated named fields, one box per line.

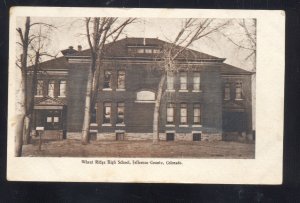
xmin=117 ymin=70 xmax=126 ymax=90
xmin=224 ymin=83 xmax=231 ymax=100
xmin=103 ymin=70 xmax=113 ymax=90
xmin=166 ymin=103 xmax=175 ymax=125
xmin=103 ymin=102 xmax=112 ymax=125
xmin=235 ymin=82 xmax=243 ymax=100
xmin=179 ymin=72 xmax=188 ymax=90
xmin=180 ymin=103 xmax=188 ymax=125
xmin=35 ymin=80 xmax=44 ymax=96
xmin=58 ymin=80 xmax=67 ymax=97
xmin=116 ymin=102 xmax=125 ymax=124
xmin=193 ymin=72 xmax=201 ymax=91
xmin=48 ymin=80 xmax=55 ymax=97
xmin=193 ymin=104 xmax=201 ymax=125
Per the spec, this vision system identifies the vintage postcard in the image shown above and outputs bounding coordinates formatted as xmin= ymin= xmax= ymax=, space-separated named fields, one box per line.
xmin=7 ymin=7 xmax=285 ymax=184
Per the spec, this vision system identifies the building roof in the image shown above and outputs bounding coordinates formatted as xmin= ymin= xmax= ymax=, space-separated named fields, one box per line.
xmin=64 ymin=37 xmax=224 ymax=61
xmin=29 ymin=37 xmax=252 ymax=75
xmin=221 ymin=63 xmax=253 ymax=75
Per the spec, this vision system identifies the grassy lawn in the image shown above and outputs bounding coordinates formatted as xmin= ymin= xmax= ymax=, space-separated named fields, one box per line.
xmin=22 ymin=138 xmax=255 ymax=159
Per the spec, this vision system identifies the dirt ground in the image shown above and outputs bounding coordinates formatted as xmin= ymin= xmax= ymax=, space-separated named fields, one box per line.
xmin=22 ymin=138 xmax=255 ymax=158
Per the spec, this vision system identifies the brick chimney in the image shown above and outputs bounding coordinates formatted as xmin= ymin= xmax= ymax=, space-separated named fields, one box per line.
xmin=78 ymin=45 xmax=82 ymax=52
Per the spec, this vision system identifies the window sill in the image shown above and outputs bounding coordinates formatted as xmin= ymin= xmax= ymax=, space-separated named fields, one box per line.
xmin=102 ymin=124 xmax=112 ymax=127
xmin=34 ymin=95 xmax=43 ymax=98
xmin=192 ymin=125 xmax=202 ymax=127
xmin=103 ymin=88 xmax=112 ymax=91
xmin=179 ymin=124 xmax=189 ymax=127
xmin=165 ymin=124 xmax=175 ymax=127
xmin=179 ymin=90 xmax=188 ymax=92
xmin=224 ymin=98 xmax=230 ymax=101
xmin=192 ymin=90 xmax=202 ymax=93
xmin=90 ymin=123 xmax=98 ymax=126
xmin=89 ymin=129 xmax=98 ymax=133
xmin=58 ymin=95 xmax=66 ymax=98
xmin=116 ymin=89 xmax=126 ymax=91
xmin=235 ymin=98 xmax=243 ymax=101
xmin=116 ymin=124 xmax=126 ymax=127
xmin=166 ymin=89 xmax=175 ymax=92
xmin=134 ymin=100 xmax=155 ymax=103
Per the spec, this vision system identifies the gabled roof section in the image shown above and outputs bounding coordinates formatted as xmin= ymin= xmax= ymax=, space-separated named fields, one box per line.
xmin=28 ymin=56 xmax=69 ymax=71
xmin=67 ymin=37 xmax=223 ymax=61
xmin=35 ymin=96 xmax=67 ymax=106
xmin=221 ymin=63 xmax=253 ymax=75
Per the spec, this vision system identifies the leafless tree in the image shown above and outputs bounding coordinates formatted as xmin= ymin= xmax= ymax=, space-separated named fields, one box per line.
xmin=152 ymin=18 xmax=230 ymax=143
xmin=82 ymin=17 xmax=135 ymax=144
xmin=15 ymin=17 xmax=56 ymax=156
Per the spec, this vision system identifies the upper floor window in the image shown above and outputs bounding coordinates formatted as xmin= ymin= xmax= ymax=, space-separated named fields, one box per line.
xmin=48 ymin=80 xmax=55 ymax=97
xmin=103 ymin=102 xmax=111 ymax=124
xmin=117 ymin=70 xmax=125 ymax=89
xmin=179 ymin=72 xmax=187 ymax=90
xmin=104 ymin=70 xmax=112 ymax=89
xmin=235 ymin=82 xmax=243 ymax=100
xmin=166 ymin=103 xmax=175 ymax=124
xmin=59 ymin=80 xmax=66 ymax=97
xmin=127 ymin=46 xmax=162 ymax=54
xmin=36 ymin=80 xmax=44 ymax=96
xmin=193 ymin=72 xmax=201 ymax=91
xmin=166 ymin=73 xmax=174 ymax=90
xmin=193 ymin=104 xmax=201 ymax=124
xmin=224 ymin=83 xmax=230 ymax=100
xmin=180 ymin=103 xmax=188 ymax=124
xmin=117 ymin=102 xmax=125 ymax=124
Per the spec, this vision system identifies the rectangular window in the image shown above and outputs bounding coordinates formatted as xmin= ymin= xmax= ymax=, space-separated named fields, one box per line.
xmin=137 ymin=48 xmax=144 ymax=53
xmin=193 ymin=104 xmax=201 ymax=124
xmin=53 ymin=117 xmax=59 ymax=123
xmin=117 ymin=102 xmax=125 ymax=124
xmin=144 ymin=48 xmax=152 ymax=53
xmin=235 ymin=82 xmax=242 ymax=100
xmin=166 ymin=103 xmax=175 ymax=124
xmin=46 ymin=117 xmax=52 ymax=122
xmin=180 ymin=72 xmax=187 ymax=90
xmin=193 ymin=72 xmax=201 ymax=91
xmin=166 ymin=133 xmax=175 ymax=141
xmin=48 ymin=80 xmax=55 ymax=97
xmin=224 ymin=83 xmax=230 ymax=100
xmin=36 ymin=80 xmax=44 ymax=96
xmin=91 ymin=107 xmax=97 ymax=123
xmin=59 ymin=80 xmax=66 ymax=97
xmin=104 ymin=70 xmax=112 ymax=89
xmin=180 ymin=103 xmax=188 ymax=124
xmin=117 ymin=70 xmax=125 ymax=89
xmin=116 ymin=133 xmax=125 ymax=141
xmin=193 ymin=133 xmax=201 ymax=141
xmin=103 ymin=102 xmax=111 ymax=124
xmin=153 ymin=49 xmax=161 ymax=54
xmin=167 ymin=73 xmax=174 ymax=90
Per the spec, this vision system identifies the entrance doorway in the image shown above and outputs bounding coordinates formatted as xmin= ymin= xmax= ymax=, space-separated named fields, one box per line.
xmin=45 ymin=110 xmax=62 ymax=130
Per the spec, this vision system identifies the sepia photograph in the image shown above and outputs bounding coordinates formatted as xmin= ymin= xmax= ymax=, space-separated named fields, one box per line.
xmin=7 ymin=7 xmax=284 ymax=184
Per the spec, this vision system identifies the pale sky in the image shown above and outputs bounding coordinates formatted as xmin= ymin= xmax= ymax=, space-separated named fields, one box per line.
xmin=16 ymin=17 xmax=256 ymax=71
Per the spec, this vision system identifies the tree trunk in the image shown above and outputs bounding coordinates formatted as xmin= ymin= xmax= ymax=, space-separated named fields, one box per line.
xmin=152 ymin=73 xmax=166 ymax=144
xmin=15 ymin=114 xmax=25 ymax=157
xmin=81 ymin=67 xmax=93 ymax=144
xmin=23 ymin=115 xmax=31 ymax=145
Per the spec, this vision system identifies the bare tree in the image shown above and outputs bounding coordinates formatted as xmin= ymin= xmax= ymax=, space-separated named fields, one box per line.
xmin=82 ymin=17 xmax=135 ymax=144
xmin=15 ymin=17 xmax=56 ymax=156
xmin=221 ymin=19 xmax=256 ymax=69
xmin=152 ymin=18 xmax=229 ymax=143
